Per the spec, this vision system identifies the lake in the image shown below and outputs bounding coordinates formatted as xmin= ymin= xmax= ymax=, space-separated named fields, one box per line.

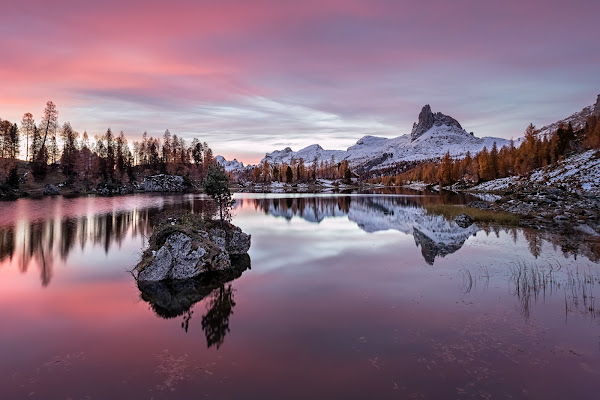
xmin=1 ymin=192 xmax=599 ymax=399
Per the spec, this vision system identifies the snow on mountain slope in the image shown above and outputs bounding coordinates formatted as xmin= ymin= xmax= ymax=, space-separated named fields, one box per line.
xmin=262 ymin=105 xmax=509 ymax=172
xmin=262 ymin=144 xmax=345 ymax=166
xmin=536 ymin=94 xmax=600 ymax=138
xmin=216 ymin=155 xmax=245 ymax=172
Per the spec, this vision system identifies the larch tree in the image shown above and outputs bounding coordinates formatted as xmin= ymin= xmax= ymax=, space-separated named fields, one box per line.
xmin=60 ymin=122 xmax=78 ymax=178
xmin=35 ymin=101 xmax=58 ymax=175
xmin=21 ymin=113 xmax=35 ymax=161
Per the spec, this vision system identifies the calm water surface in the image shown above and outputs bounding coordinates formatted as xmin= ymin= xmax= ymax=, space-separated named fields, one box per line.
xmin=1 ymin=192 xmax=599 ymax=399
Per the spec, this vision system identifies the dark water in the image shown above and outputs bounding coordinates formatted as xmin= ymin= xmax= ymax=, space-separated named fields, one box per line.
xmin=1 ymin=192 xmax=599 ymax=399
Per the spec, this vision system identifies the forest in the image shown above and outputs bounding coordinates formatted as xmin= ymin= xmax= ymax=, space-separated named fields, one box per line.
xmin=0 ymin=101 xmax=217 ymax=194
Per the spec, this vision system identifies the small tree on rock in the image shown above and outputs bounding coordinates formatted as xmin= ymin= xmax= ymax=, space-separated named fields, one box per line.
xmin=202 ymin=164 xmax=234 ymax=222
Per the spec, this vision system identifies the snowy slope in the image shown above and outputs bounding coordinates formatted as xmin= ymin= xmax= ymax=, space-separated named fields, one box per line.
xmin=263 ymin=144 xmax=345 ymax=166
xmin=471 ymin=150 xmax=600 ymax=195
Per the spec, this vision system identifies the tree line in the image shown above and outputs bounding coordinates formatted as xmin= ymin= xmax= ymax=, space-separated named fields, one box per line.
xmin=374 ymin=114 xmax=600 ymax=186
xmin=0 ymin=101 xmax=216 ymax=190
xmin=238 ymin=156 xmax=353 ymax=184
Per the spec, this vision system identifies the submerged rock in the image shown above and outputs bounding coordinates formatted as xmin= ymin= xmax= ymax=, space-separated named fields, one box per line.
xmin=135 ymin=214 xmax=251 ymax=282
xmin=454 ymin=213 xmax=474 ymax=228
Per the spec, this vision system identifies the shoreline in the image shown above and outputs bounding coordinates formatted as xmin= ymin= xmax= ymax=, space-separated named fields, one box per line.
xmin=3 ymin=180 xmax=598 ymax=237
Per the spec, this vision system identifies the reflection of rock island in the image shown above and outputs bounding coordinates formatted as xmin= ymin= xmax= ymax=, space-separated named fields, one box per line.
xmin=248 ymin=196 xmax=476 ymax=265
xmin=139 ymin=254 xmax=250 ymax=349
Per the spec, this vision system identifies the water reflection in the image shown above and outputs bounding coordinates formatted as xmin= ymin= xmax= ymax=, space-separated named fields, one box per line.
xmin=240 ymin=196 xmax=600 ymax=265
xmin=508 ymin=261 xmax=600 ymax=320
xmin=1 ymin=194 xmax=599 ymax=288
xmin=0 ymin=196 xmax=215 ymax=286
xmin=138 ymin=254 xmax=250 ymax=349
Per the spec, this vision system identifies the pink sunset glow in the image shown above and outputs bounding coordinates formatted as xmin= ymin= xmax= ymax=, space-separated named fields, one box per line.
xmin=1 ymin=0 xmax=599 ymax=163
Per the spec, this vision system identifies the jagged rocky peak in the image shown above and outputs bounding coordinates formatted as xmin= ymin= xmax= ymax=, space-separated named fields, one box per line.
xmin=410 ymin=105 xmax=463 ymax=141
xmin=594 ymin=94 xmax=600 ymax=116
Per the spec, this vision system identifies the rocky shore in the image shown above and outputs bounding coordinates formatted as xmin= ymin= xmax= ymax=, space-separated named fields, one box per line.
xmin=469 ymin=187 xmax=600 ymax=235
xmin=463 ymin=150 xmax=600 ymax=234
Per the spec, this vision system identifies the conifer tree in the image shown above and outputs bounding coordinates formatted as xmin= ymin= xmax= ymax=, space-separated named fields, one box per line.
xmin=202 ymin=164 xmax=234 ymax=222
xmin=21 ymin=113 xmax=35 ymax=161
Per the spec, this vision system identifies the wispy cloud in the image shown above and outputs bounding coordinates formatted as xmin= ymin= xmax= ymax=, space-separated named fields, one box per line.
xmin=1 ymin=0 xmax=599 ymax=163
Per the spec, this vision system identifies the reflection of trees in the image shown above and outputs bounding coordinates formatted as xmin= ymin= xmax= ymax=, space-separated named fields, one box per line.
xmin=0 ymin=197 xmax=216 ymax=286
xmin=202 ymin=285 xmax=236 ymax=350
xmin=1 ymin=194 xmax=599 ymax=286
xmin=0 ymin=228 xmax=14 ymax=263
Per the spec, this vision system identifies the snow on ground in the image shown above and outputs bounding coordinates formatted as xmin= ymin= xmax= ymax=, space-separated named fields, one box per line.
xmin=403 ymin=182 xmax=429 ymax=191
xmin=470 ymin=177 xmax=521 ymax=192
xmin=471 ymin=193 xmax=502 ymax=202
xmin=471 ymin=150 xmax=600 ymax=194
xmin=528 ymin=150 xmax=600 ymax=193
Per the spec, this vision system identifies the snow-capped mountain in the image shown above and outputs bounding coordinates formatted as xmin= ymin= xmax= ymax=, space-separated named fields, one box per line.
xmin=262 ymin=105 xmax=510 ymax=172
xmin=215 ymin=155 xmax=245 ymax=172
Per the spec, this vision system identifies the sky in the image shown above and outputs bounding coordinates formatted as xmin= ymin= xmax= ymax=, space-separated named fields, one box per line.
xmin=1 ymin=0 xmax=599 ymax=164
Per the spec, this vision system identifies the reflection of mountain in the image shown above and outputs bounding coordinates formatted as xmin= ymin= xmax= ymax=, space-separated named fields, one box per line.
xmin=349 ymin=197 xmax=479 ymax=264
xmin=252 ymin=196 xmax=477 ymax=264
xmin=248 ymin=196 xmax=600 ymax=265
xmin=138 ymin=254 xmax=250 ymax=349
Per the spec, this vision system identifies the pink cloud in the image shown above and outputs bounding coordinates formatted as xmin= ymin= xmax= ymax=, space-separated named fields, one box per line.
xmin=1 ymin=1 xmax=599 ymax=163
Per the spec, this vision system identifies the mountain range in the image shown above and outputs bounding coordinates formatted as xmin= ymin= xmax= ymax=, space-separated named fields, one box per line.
xmin=217 ymin=95 xmax=600 ymax=173
xmin=260 ymin=105 xmax=510 ymax=172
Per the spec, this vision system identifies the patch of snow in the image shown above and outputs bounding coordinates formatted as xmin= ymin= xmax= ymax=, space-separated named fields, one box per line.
xmin=471 ymin=176 xmax=520 ymax=192
xmin=403 ymin=182 xmax=429 ymax=190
